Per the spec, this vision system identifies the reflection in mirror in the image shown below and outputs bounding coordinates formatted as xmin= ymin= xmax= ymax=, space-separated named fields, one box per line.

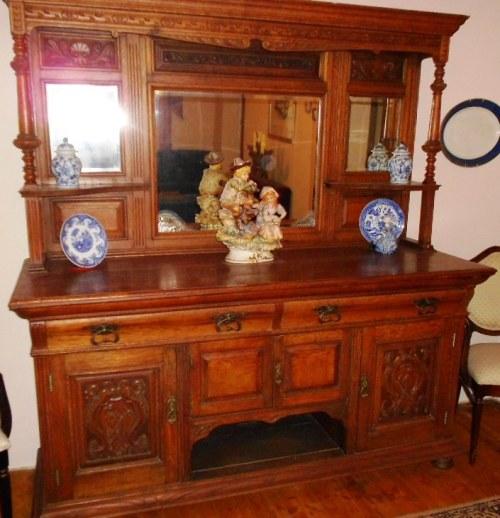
xmin=347 ymin=96 xmax=401 ymax=171
xmin=154 ymin=91 xmax=321 ymax=231
xmin=46 ymin=83 xmax=124 ymax=173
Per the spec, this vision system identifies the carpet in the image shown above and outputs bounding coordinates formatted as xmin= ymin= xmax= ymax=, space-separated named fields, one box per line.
xmin=401 ymin=496 xmax=500 ymax=517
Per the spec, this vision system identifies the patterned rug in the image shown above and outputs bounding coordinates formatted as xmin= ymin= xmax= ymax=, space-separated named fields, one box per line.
xmin=401 ymin=496 xmax=500 ymax=517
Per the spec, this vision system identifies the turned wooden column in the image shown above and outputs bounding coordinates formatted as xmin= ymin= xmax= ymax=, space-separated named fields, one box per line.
xmin=11 ymin=33 xmax=40 ymax=186
xmin=419 ymin=58 xmax=447 ymax=248
xmin=10 ymin=30 xmax=45 ymax=267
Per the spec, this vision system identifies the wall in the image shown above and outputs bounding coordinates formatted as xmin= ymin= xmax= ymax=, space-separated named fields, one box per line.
xmin=0 ymin=0 xmax=499 ymax=469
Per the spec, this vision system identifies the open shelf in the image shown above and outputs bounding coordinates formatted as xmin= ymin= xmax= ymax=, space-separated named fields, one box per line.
xmin=324 ymin=180 xmax=440 ymax=192
xmin=191 ymin=412 xmax=345 ymax=479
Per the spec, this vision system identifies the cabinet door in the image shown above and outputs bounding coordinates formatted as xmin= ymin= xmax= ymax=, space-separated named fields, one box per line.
xmin=190 ymin=336 xmax=273 ymax=416
xmin=38 ymin=346 xmax=178 ymax=502
xmin=276 ymin=330 xmax=351 ymax=408
xmin=356 ymin=319 xmax=455 ymax=451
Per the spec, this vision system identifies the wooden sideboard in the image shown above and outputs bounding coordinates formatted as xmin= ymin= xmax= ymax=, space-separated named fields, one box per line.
xmin=4 ymin=0 xmax=495 ymax=516
xmin=10 ymin=247 xmax=493 ymax=516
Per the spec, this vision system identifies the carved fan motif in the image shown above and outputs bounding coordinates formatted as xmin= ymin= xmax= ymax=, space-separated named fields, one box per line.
xmin=40 ymin=33 xmax=118 ymax=69
xmin=379 ymin=342 xmax=435 ymax=421
xmin=81 ymin=376 xmax=151 ymax=465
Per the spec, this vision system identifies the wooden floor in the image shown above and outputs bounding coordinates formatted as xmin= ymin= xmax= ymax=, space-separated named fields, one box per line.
xmin=11 ymin=402 xmax=500 ymax=518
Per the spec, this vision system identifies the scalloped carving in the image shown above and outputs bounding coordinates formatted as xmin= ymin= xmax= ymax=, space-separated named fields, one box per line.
xmin=25 ymin=6 xmax=441 ymax=54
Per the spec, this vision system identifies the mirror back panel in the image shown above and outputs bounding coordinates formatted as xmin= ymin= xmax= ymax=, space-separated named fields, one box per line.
xmin=12 ymin=0 xmax=467 ymax=264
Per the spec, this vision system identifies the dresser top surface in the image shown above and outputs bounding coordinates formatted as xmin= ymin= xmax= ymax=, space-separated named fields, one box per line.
xmin=9 ymin=244 xmax=494 ymax=319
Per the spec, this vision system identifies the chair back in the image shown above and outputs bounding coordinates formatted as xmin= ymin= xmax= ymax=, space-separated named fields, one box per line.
xmin=468 ymin=246 xmax=500 ymax=334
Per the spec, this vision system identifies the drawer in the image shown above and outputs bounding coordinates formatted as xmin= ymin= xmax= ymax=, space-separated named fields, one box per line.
xmin=281 ymin=290 xmax=466 ymax=331
xmin=44 ymin=303 xmax=275 ymax=351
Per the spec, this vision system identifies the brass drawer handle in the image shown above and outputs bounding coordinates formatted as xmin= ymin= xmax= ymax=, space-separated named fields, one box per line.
xmin=90 ymin=324 xmax=120 ymax=346
xmin=360 ymin=375 xmax=369 ymax=398
xmin=166 ymin=396 xmax=177 ymax=424
xmin=415 ymin=298 xmax=439 ymax=315
xmin=314 ymin=305 xmax=341 ymax=323
xmin=214 ymin=312 xmax=244 ymax=332
xmin=274 ymin=362 xmax=283 ymax=385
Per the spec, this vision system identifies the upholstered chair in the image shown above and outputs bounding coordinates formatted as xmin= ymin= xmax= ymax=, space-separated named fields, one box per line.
xmin=460 ymin=246 xmax=500 ymax=464
xmin=0 ymin=373 xmax=12 ymax=518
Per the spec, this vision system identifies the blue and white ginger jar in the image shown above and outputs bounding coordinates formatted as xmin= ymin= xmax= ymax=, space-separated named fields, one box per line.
xmin=367 ymin=142 xmax=389 ymax=171
xmin=51 ymin=138 xmax=82 ymax=188
xmin=388 ymin=143 xmax=412 ymax=184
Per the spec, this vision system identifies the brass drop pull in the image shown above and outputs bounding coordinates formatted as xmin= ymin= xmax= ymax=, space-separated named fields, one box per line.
xmin=314 ymin=305 xmax=341 ymax=323
xmin=360 ymin=375 xmax=369 ymax=398
xmin=415 ymin=297 xmax=439 ymax=315
xmin=274 ymin=362 xmax=283 ymax=385
xmin=214 ymin=312 xmax=244 ymax=332
xmin=90 ymin=323 xmax=119 ymax=346
xmin=166 ymin=396 xmax=177 ymax=424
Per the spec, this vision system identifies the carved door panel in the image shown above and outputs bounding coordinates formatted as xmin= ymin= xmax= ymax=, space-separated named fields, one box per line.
xmin=356 ymin=319 xmax=455 ymax=451
xmin=275 ymin=330 xmax=351 ymax=408
xmin=190 ymin=336 xmax=273 ymax=416
xmin=42 ymin=346 xmax=178 ymax=502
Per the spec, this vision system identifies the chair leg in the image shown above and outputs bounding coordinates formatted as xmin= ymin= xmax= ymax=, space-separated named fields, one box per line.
xmin=469 ymin=398 xmax=484 ymax=465
xmin=0 ymin=451 xmax=12 ymax=518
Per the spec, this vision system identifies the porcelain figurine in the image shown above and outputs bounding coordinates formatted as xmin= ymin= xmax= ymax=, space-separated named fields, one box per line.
xmin=256 ymin=186 xmax=287 ymax=242
xmin=216 ymin=158 xmax=286 ymax=263
xmin=195 ymin=151 xmax=228 ymax=230
xmin=367 ymin=142 xmax=389 ymax=171
xmin=388 ymin=143 xmax=413 ymax=184
xmin=51 ymin=138 xmax=82 ymax=188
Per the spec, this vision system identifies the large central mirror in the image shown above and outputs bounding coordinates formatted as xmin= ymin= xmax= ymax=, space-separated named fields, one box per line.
xmin=154 ymin=90 xmax=321 ymax=232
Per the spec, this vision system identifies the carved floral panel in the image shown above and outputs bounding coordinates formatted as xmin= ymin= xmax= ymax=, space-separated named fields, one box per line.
xmin=77 ymin=373 xmax=156 ymax=467
xmin=378 ymin=339 xmax=436 ymax=422
xmin=351 ymin=52 xmax=404 ymax=83
xmin=154 ymin=39 xmax=319 ymax=77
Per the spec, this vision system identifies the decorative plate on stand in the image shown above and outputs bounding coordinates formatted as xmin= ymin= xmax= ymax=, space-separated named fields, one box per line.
xmin=60 ymin=214 xmax=108 ymax=268
xmin=359 ymin=198 xmax=405 ymax=245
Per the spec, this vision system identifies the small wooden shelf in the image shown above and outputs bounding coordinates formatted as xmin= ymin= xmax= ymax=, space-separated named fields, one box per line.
xmin=20 ymin=182 xmax=148 ymax=198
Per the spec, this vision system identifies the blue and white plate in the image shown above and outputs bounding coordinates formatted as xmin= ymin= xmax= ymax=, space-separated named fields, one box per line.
xmin=60 ymin=214 xmax=108 ymax=268
xmin=359 ymin=198 xmax=405 ymax=244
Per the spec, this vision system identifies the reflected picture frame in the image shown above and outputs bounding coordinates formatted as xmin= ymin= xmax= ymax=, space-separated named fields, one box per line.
xmin=268 ymin=100 xmax=296 ymax=142
xmin=441 ymin=98 xmax=500 ymax=167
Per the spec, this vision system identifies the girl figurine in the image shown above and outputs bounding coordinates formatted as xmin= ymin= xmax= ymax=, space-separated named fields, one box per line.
xmin=256 ymin=186 xmax=287 ymax=242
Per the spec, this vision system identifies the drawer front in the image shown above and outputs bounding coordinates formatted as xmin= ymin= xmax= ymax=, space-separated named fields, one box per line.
xmin=281 ymin=291 xmax=466 ymax=331
xmin=190 ymin=336 xmax=274 ymax=416
xmin=44 ymin=304 xmax=275 ymax=351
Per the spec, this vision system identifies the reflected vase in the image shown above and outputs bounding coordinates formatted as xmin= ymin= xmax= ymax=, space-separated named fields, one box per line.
xmin=367 ymin=142 xmax=389 ymax=171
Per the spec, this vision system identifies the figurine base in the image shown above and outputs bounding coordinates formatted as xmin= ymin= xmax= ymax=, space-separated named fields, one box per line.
xmin=225 ymin=247 xmax=274 ymax=264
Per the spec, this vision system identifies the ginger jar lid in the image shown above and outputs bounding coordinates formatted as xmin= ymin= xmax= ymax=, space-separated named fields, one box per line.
xmin=55 ymin=138 xmax=78 ymax=159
